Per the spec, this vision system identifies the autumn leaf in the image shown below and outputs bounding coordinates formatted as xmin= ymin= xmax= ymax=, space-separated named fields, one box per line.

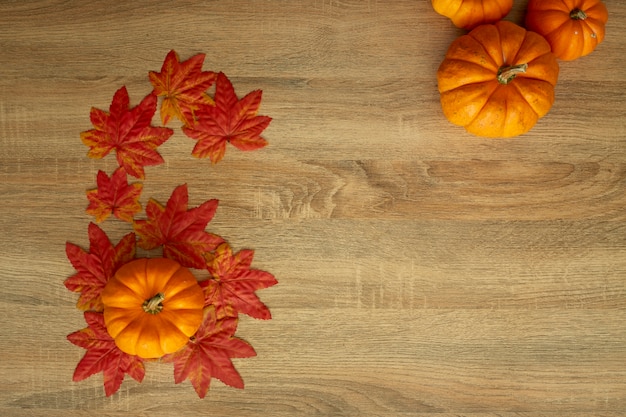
xmin=200 ymin=243 xmax=277 ymax=320
xmin=80 ymin=86 xmax=174 ymax=179
xmin=68 ymin=311 xmax=145 ymax=396
xmin=182 ymin=72 xmax=271 ymax=163
xmin=133 ymin=184 xmax=224 ymax=269
xmin=64 ymin=223 xmax=136 ymax=311
xmin=149 ymin=49 xmax=216 ymax=126
xmin=86 ymin=167 xmax=143 ymax=223
xmin=163 ymin=306 xmax=256 ymax=398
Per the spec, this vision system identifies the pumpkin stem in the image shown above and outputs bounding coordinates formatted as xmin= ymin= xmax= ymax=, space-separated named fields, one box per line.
xmin=570 ymin=8 xmax=587 ymax=20
xmin=143 ymin=292 xmax=165 ymax=314
xmin=497 ymin=63 xmax=528 ymax=85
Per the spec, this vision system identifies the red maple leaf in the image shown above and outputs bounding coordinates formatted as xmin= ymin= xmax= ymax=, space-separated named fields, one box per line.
xmin=200 ymin=243 xmax=277 ymax=320
xmin=182 ymin=72 xmax=271 ymax=163
xmin=80 ymin=86 xmax=174 ymax=179
xmin=163 ymin=307 xmax=256 ymax=398
xmin=68 ymin=311 xmax=145 ymax=396
xmin=86 ymin=167 xmax=143 ymax=223
xmin=149 ymin=49 xmax=216 ymax=126
xmin=133 ymin=184 xmax=224 ymax=269
xmin=64 ymin=223 xmax=136 ymax=311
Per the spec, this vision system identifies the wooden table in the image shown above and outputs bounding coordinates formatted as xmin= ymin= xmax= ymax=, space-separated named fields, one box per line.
xmin=1 ymin=1 xmax=625 ymax=415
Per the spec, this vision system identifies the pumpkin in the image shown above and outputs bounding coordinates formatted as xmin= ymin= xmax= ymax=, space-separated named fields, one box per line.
xmin=437 ymin=21 xmax=559 ymax=138
xmin=101 ymin=257 xmax=205 ymax=358
xmin=525 ymin=0 xmax=608 ymax=61
xmin=526 ymin=0 xmax=609 ymax=61
xmin=431 ymin=0 xmax=513 ymax=30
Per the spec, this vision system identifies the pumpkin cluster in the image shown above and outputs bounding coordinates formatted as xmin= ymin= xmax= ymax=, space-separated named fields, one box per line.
xmin=431 ymin=0 xmax=609 ymax=137
xmin=64 ymin=50 xmax=277 ymax=398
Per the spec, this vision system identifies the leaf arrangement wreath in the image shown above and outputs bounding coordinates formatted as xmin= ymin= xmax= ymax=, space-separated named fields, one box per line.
xmin=65 ymin=50 xmax=277 ymax=398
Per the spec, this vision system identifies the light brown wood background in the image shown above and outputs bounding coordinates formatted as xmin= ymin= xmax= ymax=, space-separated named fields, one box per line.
xmin=1 ymin=1 xmax=625 ymax=416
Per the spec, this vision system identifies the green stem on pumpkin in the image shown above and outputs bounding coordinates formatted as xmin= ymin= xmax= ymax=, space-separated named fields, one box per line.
xmin=497 ymin=63 xmax=528 ymax=85
xmin=570 ymin=8 xmax=587 ymax=20
xmin=143 ymin=292 xmax=165 ymax=314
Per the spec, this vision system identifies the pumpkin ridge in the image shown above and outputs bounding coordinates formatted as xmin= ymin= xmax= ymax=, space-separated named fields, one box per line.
xmin=159 ymin=309 xmax=200 ymax=329
xmin=582 ymin=18 xmax=606 ymax=44
xmin=511 ymin=78 xmax=557 ymax=122
xmin=469 ymin=28 xmax=504 ymax=67
xmin=115 ymin=316 xmax=145 ymax=353
xmin=104 ymin=308 xmax=142 ymax=337
xmin=439 ymin=81 xmax=498 ymax=128
xmin=109 ymin=258 xmax=155 ymax=299
xmin=509 ymin=30 xmax=552 ymax=67
xmin=510 ymin=83 xmax=540 ymax=117
xmin=472 ymin=83 xmax=506 ymax=123
xmin=514 ymin=74 xmax=555 ymax=85
xmin=443 ymin=32 xmax=500 ymax=70
xmin=156 ymin=310 xmax=200 ymax=344
xmin=108 ymin=276 xmax=146 ymax=301
xmin=529 ymin=4 xmax=562 ymax=12
xmin=497 ymin=22 xmax=530 ymax=66
xmin=584 ymin=17 xmax=606 ymax=28
xmin=164 ymin=287 xmax=205 ymax=308
xmin=438 ymin=60 xmax=500 ymax=93
xmin=465 ymin=83 xmax=502 ymax=127
xmin=161 ymin=275 xmax=196 ymax=298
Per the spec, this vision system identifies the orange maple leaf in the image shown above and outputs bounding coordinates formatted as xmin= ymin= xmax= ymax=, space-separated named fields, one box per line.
xmin=149 ymin=49 xmax=216 ymax=126
xmin=182 ymin=72 xmax=271 ymax=163
xmin=80 ymin=86 xmax=174 ymax=179
xmin=64 ymin=223 xmax=136 ymax=311
xmin=163 ymin=306 xmax=255 ymax=398
xmin=133 ymin=184 xmax=224 ymax=269
xmin=68 ymin=312 xmax=145 ymax=396
xmin=200 ymin=243 xmax=278 ymax=320
xmin=86 ymin=167 xmax=142 ymax=223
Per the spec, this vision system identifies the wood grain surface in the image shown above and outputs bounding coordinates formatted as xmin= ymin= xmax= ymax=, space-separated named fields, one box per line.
xmin=1 ymin=1 xmax=625 ymax=415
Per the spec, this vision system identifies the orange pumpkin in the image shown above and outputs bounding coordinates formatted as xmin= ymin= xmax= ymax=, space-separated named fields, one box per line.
xmin=101 ymin=258 xmax=205 ymax=358
xmin=431 ymin=0 xmax=513 ymax=30
xmin=525 ymin=0 xmax=608 ymax=61
xmin=437 ymin=21 xmax=559 ymax=138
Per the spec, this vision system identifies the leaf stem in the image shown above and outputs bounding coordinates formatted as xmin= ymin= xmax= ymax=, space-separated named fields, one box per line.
xmin=497 ymin=63 xmax=528 ymax=85
xmin=570 ymin=8 xmax=587 ymax=20
xmin=143 ymin=292 xmax=165 ymax=314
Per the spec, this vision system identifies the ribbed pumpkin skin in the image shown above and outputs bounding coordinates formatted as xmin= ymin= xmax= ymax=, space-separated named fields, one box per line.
xmin=525 ymin=0 xmax=608 ymax=61
xmin=101 ymin=258 xmax=204 ymax=359
xmin=431 ymin=0 xmax=513 ymax=30
xmin=437 ymin=21 xmax=560 ymax=138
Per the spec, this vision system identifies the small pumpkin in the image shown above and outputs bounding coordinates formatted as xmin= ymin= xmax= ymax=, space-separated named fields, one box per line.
xmin=437 ymin=21 xmax=559 ymax=138
xmin=101 ymin=257 xmax=205 ymax=359
xmin=525 ymin=0 xmax=608 ymax=61
xmin=431 ymin=0 xmax=513 ymax=30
